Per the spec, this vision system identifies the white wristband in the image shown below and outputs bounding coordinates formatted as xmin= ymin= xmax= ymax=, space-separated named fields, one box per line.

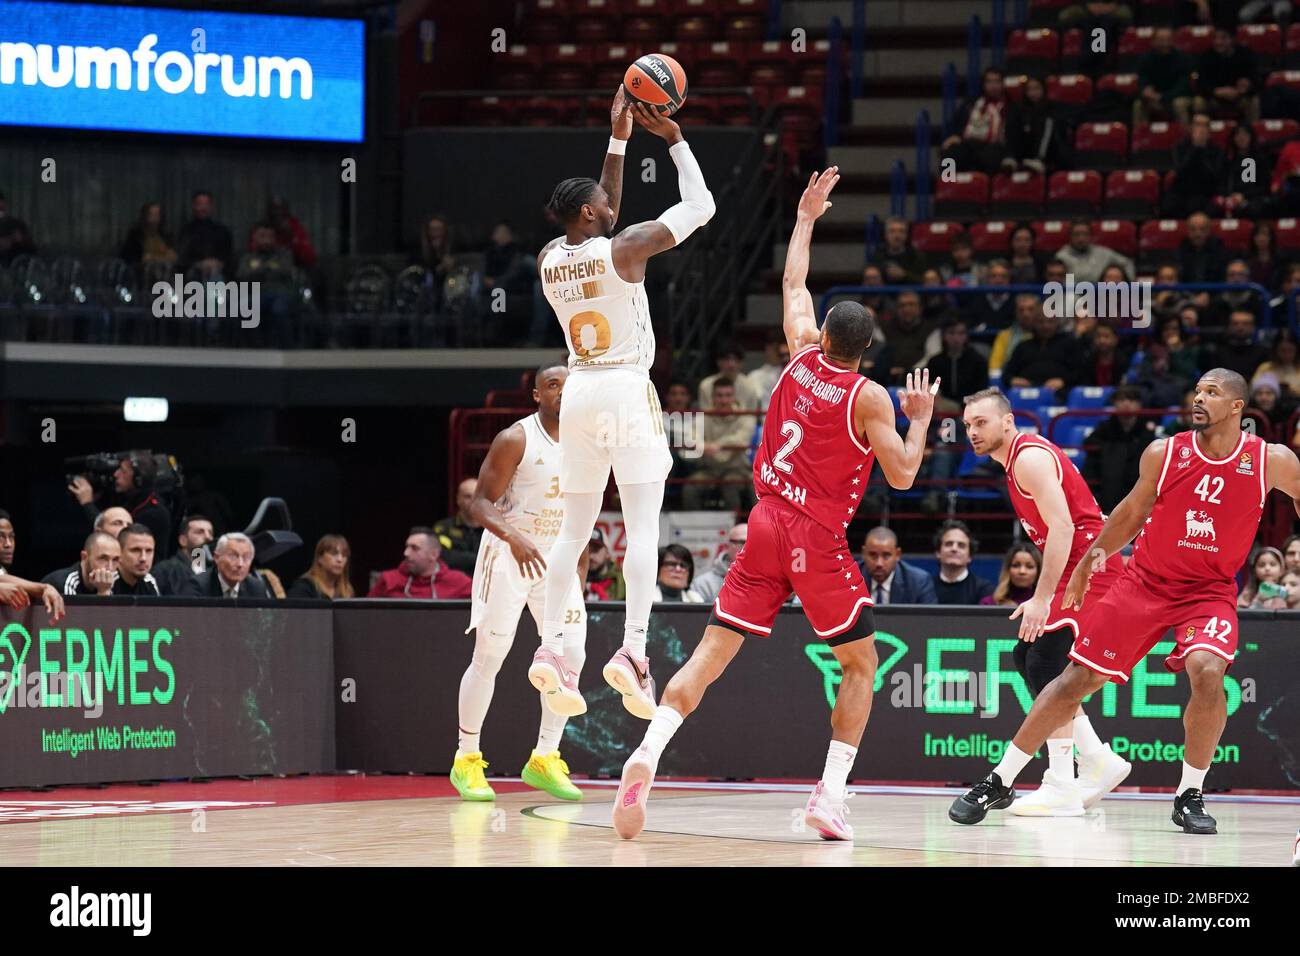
xmin=608 ymin=136 xmax=628 ymax=155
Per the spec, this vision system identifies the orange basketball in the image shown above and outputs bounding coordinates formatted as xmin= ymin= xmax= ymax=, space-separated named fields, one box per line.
xmin=623 ymin=53 xmax=688 ymax=116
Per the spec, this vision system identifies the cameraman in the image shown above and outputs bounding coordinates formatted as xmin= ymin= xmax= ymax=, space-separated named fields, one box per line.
xmin=68 ymin=452 xmax=173 ymax=556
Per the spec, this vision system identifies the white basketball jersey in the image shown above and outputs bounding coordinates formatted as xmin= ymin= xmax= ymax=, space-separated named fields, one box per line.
xmin=540 ymin=235 xmax=654 ymax=371
xmin=493 ymin=413 xmax=565 ymax=548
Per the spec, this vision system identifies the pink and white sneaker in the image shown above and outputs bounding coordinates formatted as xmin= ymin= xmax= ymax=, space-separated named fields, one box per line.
xmin=804 ymin=782 xmax=854 ymax=841
xmin=602 ymin=647 xmax=656 ymax=720
xmin=612 ymin=745 xmax=656 ymax=840
xmin=528 ymin=647 xmax=586 ymax=717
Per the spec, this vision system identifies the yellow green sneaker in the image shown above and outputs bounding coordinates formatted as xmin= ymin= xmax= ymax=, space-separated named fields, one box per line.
xmin=521 ymin=750 xmax=582 ymax=801
xmin=450 ymin=751 xmax=495 ymax=801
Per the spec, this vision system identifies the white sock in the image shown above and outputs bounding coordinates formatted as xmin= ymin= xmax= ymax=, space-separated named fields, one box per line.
xmin=536 ymin=699 xmax=567 ymax=755
xmin=640 ymin=705 xmax=683 ymax=764
xmin=619 ymin=480 xmax=664 ymax=650
xmin=456 ymin=739 xmax=479 ymax=758
xmin=821 ymin=740 xmax=857 ymax=801
xmin=1178 ymin=761 xmax=1209 ymax=795
xmin=992 ymin=743 xmax=1034 ymax=788
xmin=540 ymin=490 xmax=601 ymax=656
xmin=1073 ymin=714 xmax=1105 ymax=757
xmin=623 ymin=622 xmax=648 ymax=659
xmin=457 ymin=637 xmax=506 ymax=756
xmin=1047 ymin=738 xmax=1074 ymax=781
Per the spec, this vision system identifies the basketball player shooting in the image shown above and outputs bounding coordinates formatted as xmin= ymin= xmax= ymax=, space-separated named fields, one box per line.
xmin=530 ymin=89 xmax=715 ymax=721
xmin=951 ymin=369 xmax=1300 ymax=834
xmin=451 ymin=365 xmax=589 ymax=803
xmin=611 ymin=167 xmax=939 ymax=842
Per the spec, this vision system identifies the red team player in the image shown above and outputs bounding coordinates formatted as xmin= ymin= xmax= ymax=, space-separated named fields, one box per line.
xmin=952 ymin=369 xmax=1300 ymax=833
xmin=961 ymin=389 xmax=1132 ymax=816
xmin=611 ymin=167 xmax=939 ymax=841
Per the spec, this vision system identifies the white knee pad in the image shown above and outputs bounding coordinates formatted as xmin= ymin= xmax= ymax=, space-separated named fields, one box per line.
xmin=471 ymin=626 xmax=515 ymax=678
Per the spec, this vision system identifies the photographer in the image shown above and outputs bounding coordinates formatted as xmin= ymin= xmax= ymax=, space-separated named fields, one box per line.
xmin=114 ymin=524 xmax=161 ymax=597
xmin=67 ymin=452 xmax=173 ymax=556
xmin=42 ymin=531 xmax=121 ymax=596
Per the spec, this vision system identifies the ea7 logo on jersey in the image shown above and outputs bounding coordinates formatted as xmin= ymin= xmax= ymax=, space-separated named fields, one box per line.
xmin=1184 ymin=510 xmax=1216 ymax=540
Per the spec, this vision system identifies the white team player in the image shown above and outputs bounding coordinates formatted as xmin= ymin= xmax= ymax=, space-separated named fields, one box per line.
xmin=530 ymin=90 xmax=715 ymax=719
xmin=451 ymin=365 xmax=589 ymax=802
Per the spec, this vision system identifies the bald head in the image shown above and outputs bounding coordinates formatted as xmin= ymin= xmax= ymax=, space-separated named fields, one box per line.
xmin=861 ymin=527 xmax=902 ymax=584
xmin=1202 ymin=367 xmax=1248 ymax=402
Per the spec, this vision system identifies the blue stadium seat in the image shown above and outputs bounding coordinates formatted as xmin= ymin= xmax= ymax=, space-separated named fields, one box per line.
xmin=1068 ymin=385 xmax=1114 ymax=408
xmin=1059 ymin=421 xmax=1095 ymax=448
xmin=1060 ymin=446 xmax=1087 ymax=471
xmin=956 ymin=449 xmax=1004 ymax=500
xmin=1006 ymin=386 xmax=1055 ymax=426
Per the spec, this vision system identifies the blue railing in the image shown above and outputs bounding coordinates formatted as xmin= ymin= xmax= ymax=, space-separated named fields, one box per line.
xmin=824 ymin=17 xmax=844 ymax=149
xmin=766 ymin=0 xmax=783 ymax=41
xmin=865 ymin=214 xmax=883 ymax=262
xmin=889 ymin=160 xmax=907 ymax=217
xmin=966 ymin=15 xmax=982 ymax=99
xmin=850 ymin=0 xmax=866 ymax=99
xmin=991 ymin=0 xmax=1006 ymax=67
xmin=942 ymin=63 xmax=957 ymax=138
xmin=1015 ymin=0 xmax=1029 ymax=28
xmin=915 ymin=110 xmax=932 ymax=220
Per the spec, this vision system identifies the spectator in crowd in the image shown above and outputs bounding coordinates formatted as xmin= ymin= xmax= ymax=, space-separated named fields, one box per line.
xmin=942 ymin=234 xmax=982 ymax=288
xmin=858 ymin=321 xmax=894 ymax=381
xmin=151 ymin=514 xmax=211 ymax=597
xmin=1161 ymin=311 xmax=1203 ymax=379
xmin=653 ymin=543 xmax=702 ymax=602
xmin=980 ymin=544 xmax=1042 ymax=607
xmin=1082 ymin=385 xmax=1158 ymax=511
xmin=926 ymin=319 xmax=989 ymax=413
xmin=884 ymin=290 xmax=938 ymax=381
xmin=931 ymin=520 xmax=995 ymax=605
xmin=1221 ymin=123 xmax=1272 ymax=216
xmin=482 ymin=220 xmax=532 ymax=296
xmin=417 ymin=214 xmax=456 ymax=313
xmin=1008 ymin=225 xmax=1045 ymax=285
xmin=1206 ymin=309 xmax=1269 ymax=381
xmin=237 ymin=222 xmax=300 ymax=344
xmin=1178 ymin=212 xmax=1229 ymax=285
xmin=860 ymin=264 xmax=894 ymax=320
xmin=1133 ymin=330 xmax=1196 ymax=408
xmin=0 ymin=510 xmax=15 ymax=574
xmin=66 ymin=452 xmax=173 ymax=557
xmin=940 ymin=68 xmax=1020 ymax=175
xmin=1054 ymin=219 xmax=1134 ymax=283
xmin=119 ymin=201 xmax=177 ymax=273
xmin=92 ymin=506 xmax=133 ymax=539
xmin=682 ymin=378 xmax=757 ymax=512
xmin=857 ymin=526 xmax=937 ymax=605
xmin=921 ymin=267 xmax=959 ymax=325
xmin=1002 ymin=307 xmax=1076 ymax=393
xmin=1283 ymin=533 xmax=1300 ymax=573
xmin=368 ymin=526 xmax=471 ymax=599
xmin=0 ymin=191 xmax=36 ymax=266
xmin=663 ymin=381 xmax=699 ymax=507
xmin=1245 ymin=221 xmax=1282 ymax=291
xmin=1208 ymin=258 xmax=1261 ymax=326
xmin=288 ymin=534 xmax=355 ymax=600
xmin=114 ymin=525 xmax=161 ymax=596
xmin=434 ymin=478 xmax=483 ymax=574
xmin=1249 ymin=371 xmax=1293 ymax=430
xmin=688 ymin=523 xmax=747 ymax=604
xmin=1163 ymin=114 xmax=1228 ymax=217
xmin=1044 ymin=257 xmax=1068 ymax=286
xmin=177 ymin=190 xmax=234 ymax=279
xmin=1271 ymin=264 xmax=1300 ymax=319
xmin=1194 ymin=27 xmax=1260 ymax=123
xmin=43 ymin=531 xmax=120 ymax=596
xmin=585 ymin=529 xmax=626 ymax=601
xmin=1076 ymin=321 xmax=1133 ymax=387
xmin=989 ymin=294 xmax=1041 ymax=373
xmin=870 ymin=217 xmax=928 ymax=285
xmin=1135 ymin=26 xmax=1193 ymax=127
xmin=1152 ymin=263 xmax=1197 ymax=324
xmin=1060 ymin=2 xmax=1132 ymax=75
xmin=1261 ymin=138 xmax=1300 ymax=218
xmin=195 ymin=532 xmax=270 ymax=600
xmin=1238 ymin=545 xmax=1286 ymax=607
xmin=1256 ymin=328 xmax=1300 ymax=396
xmin=1283 ymin=569 xmax=1300 ymax=609
xmin=748 ymin=333 xmax=790 ymax=411
xmin=259 ymin=196 xmax=317 ymax=271
xmin=699 ymin=342 xmax=760 ymax=411
xmin=1010 ymin=75 xmax=1071 ymax=174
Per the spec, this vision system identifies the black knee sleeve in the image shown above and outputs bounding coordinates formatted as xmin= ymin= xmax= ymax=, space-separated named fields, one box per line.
xmin=1016 ymin=630 xmax=1074 ymax=696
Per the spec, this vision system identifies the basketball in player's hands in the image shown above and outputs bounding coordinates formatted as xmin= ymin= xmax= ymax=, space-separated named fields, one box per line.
xmin=623 ymin=53 xmax=687 ymax=115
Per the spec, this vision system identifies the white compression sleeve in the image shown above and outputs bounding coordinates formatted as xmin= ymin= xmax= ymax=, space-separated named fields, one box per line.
xmin=656 ymin=141 xmax=716 ymax=245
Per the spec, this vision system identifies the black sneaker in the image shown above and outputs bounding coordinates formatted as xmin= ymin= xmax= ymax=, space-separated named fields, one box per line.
xmin=949 ymin=773 xmax=1017 ymax=825
xmin=1172 ymin=788 xmax=1217 ymax=834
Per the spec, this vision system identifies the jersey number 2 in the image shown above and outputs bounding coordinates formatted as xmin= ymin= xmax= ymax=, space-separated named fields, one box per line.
xmin=1193 ymin=475 xmax=1224 ymax=504
xmin=773 ymin=420 xmax=803 ymax=474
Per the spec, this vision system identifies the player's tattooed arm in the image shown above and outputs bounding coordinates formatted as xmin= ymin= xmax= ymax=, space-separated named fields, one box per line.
xmin=1266 ymin=442 xmax=1300 ymax=519
xmin=1010 ymin=447 xmax=1073 ymax=639
xmin=470 ymin=424 xmax=547 ymax=579
xmin=782 ymin=167 xmax=840 ymax=355
xmin=600 ymin=87 xmax=633 ymax=227
xmin=860 ymin=371 xmax=935 ymax=489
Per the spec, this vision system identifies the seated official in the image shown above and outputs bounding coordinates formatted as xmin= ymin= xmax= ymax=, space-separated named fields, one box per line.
xmin=856 ymin=526 xmax=937 ymax=605
xmin=113 ymin=524 xmax=161 ymax=596
xmin=42 ymin=531 xmax=121 ymax=596
xmin=152 ymin=514 xmax=213 ymax=597
xmin=194 ymin=532 xmax=269 ymax=600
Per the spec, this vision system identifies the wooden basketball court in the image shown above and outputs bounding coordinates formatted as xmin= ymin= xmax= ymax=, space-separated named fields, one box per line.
xmin=0 ymin=776 xmax=1293 ymax=866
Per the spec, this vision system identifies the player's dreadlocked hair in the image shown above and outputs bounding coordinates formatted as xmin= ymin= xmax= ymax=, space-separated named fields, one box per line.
xmin=546 ymin=177 xmax=600 ymax=224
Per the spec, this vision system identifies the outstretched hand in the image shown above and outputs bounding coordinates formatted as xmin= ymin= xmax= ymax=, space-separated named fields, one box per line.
xmin=797 ymin=166 xmax=840 ymax=221
xmin=611 ymin=87 xmax=633 ymax=140
xmin=897 ymin=368 xmax=939 ymax=422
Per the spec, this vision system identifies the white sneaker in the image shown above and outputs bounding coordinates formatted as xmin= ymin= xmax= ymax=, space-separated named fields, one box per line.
xmin=1077 ymin=744 xmax=1132 ymax=809
xmin=612 ymin=745 xmax=656 ymax=841
xmin=1007 ymin=769 xmax=1086 ymax=817
xmin=804 ymin=782 xmax=854 ymax=841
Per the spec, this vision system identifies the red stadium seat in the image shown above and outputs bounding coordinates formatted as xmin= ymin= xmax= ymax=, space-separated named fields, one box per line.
xmin=1254 ymin=118 xmax=1300 ymax=151
xmin=1047 ymin=74 xmax=1094 ymax=106
xmin=1212 ymin=217 xmax=1255 ymax=254
xmin=524 ymin=0 xmax=571 ymax=42
xmin=934 ymin=172 xmax=990 ymax=218
xmin=1004 ymin=74 xmax=1030 ymax=101
xmin=676 ymin=98 xmax=718 ymax=126
xmin=1117 ymin=27 xmax=1155 ymax=72
xmin=470 ymin=95 xmax=516 ymax=127
xmin=1028 ymin=0 xmax=1071 ymax=28
xmin=544 ymin=44 xmax=591 ymax=89
xmin=1275 ymin=218 xmax=1300 ymax=254
xmin=1093 ymin=219 xmax=1138 ymax=259
xmin=1074 ymin=122 xmax=1128 ymax=169
xmin=495 ymin=45 xmax=543 ymax=90
xmin=798 ymin=40 xmax=835 ymax=90
xmin=1007 ymin=29 xmax=1059 ymax=74
xmin=746 ymin=41 xmax=794 ymax=86
xmin=1266 ymin=71 xmax=1300 ymax=92
xmin=722 ymin=14 xmax=765 ymax=41
xmin=1060 ymin=29 xmax=1083 ymax=72
xmin=675 ymin=17 xmax=717 ymax=43
xmin=1031 ymin=219 xmax=1071 ymax=254
xmin=571 ymin=0 xmax=619 ymax=43
xmin=1130 ymin=121 xmax=1182 ymax=169
xmin=1047 ymin=170 xmax=1102 ymax=215
xmin=593 ymin=43 xmax=639 ymax=88
xmin=968 ymin=220 xmax=1017 ymax=257
xmin=1097 ymin=73 xmax=1138 ymax=98
xmin=1207 ymin=119 xmax=1236 ymax=150
xmin=696 ymin=41 xmax=745 ymax=86
xmin=770 ymin=86 xmax=821 ymax=135
xmin=1104 ymin=169 xmax=1160 ymax=218
xmin=1173 ymin=25 xmax=1215 ymax=56
xmin=515 ymin=96 xmax=565 ymax=127
xmin=990 ymin=171 xmax=1046 ymax=218
xmin=1238 ymin=24 xmax=1283 ymax=68
xmin=911 ymin=221 xmax=966 ymax=256
xmin=1288 ymin=24 xmax=1300 ymax=69
xmin=624 ymin=13 xmax=667 ymax=42
xmin=1139 ymin=218 xmax=1188 ymax=267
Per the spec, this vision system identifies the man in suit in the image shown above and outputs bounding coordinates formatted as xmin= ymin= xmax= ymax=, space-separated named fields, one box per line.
xmin=195 ymin=531 xmax=269 ymax=599
xmin=857 ymin=526 xmax=937 ymax=605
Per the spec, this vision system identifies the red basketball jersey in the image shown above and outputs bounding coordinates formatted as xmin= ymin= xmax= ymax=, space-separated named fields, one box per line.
xmin=1131 ymin=430 xmax=1269 ymax=600
xmin=1004 ymin=432 xmax=1106 ymax=575
xmin=752 ymin=344 xmax=875 ymax=537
